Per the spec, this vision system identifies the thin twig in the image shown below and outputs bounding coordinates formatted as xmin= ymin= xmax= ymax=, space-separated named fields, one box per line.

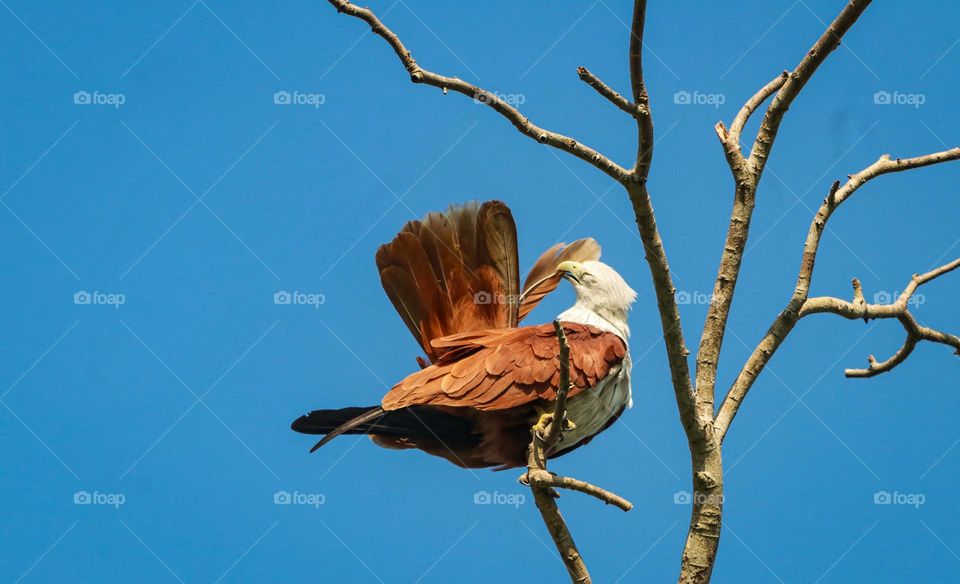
xmin=577 ymin=66 xmax=637 ymax=117
xmin=326 ymin=0 xmax=629 ymax=183
xmin=544 ymin=320 xmax=572 ymax=448
xmin=726 ymin=71 xmax=789 ymax=149
xmin=526 ymin=471 xmax=633 ymax=512
xmin=628 ymin=0 xmax=654 ymax=177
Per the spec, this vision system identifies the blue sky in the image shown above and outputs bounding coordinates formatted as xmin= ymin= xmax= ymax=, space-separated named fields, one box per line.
xmin=1 ymin=1 xmax=959 ymax=582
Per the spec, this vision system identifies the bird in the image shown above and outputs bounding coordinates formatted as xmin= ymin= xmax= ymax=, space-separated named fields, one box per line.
xmin=292 ymin=200 xmax=636 ymax=469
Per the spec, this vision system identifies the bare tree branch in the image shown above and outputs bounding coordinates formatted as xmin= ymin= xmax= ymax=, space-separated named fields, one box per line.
xmin=844 ymin=312 xmax=959 ymax=377
xmin=628 ymin=0 xmax=654 ymax=177
xmin=716 ymin=148 xmax=960 ymax=441
xmin=577 ymin=66 xmax=637 ymax=118
xmin=748 ymin=0 xmax=873 ymax=171
xmin=520 ymin=321 xmax=633 ymax=584
xmin=543 ymin=320 xmax=573 ymax=450
xmin=326 ymin=0 xmax=629 ymax=182
xmin=698 ymin=1 xmax=873 ymax=429
xmin=523 ymin=322 xmax=589 ymax=583
xmin=616 ymin=0 xmax=698 ymax=450
xmin=800 ymin=259 xmax=960 ymax=377
xmin=526 ymin=471 xmax=634 ymax=511
xmin=722 ymin=71 xmax=789 ymax=152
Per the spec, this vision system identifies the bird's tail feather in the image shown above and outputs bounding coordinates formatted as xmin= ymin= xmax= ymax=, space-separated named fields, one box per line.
xmin=291 ymin=405 xmax=478 ymax=453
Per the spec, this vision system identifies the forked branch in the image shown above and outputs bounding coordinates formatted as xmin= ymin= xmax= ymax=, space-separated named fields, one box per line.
xmin=801 ymin=259 xmax=960 ymax=377
xmin=698 ymin=1 xmax=873 ymax=431
xmin=716 ymin=147 xmax=960 ymax=441
xmin=722 ymin=71 xmax=789 ymax=152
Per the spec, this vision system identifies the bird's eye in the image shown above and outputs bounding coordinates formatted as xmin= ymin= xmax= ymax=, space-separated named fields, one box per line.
xmin=581 ymin=272 xmax=597 ymax=285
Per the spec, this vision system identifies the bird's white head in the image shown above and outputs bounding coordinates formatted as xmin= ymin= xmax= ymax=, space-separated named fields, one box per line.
xmin=555 ymin=260 xmax=636 ymax=338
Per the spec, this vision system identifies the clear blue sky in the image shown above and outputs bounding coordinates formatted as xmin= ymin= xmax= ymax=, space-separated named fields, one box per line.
xmin=2 ymin=1 xmax=958 ymax=582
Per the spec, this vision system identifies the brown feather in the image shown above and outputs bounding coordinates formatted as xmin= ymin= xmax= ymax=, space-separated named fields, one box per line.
xmin=379 ymin=266 xmax=429 ymax=349
xmin=518 ymin=238 xmax=602 ymax=321
xmin=376 ymin=201 xmax=524 ymax=363
xmin=382 ymin=322 xmax=626 ymax=412
xmin=477 ymin=201 xmax=520 ymax=327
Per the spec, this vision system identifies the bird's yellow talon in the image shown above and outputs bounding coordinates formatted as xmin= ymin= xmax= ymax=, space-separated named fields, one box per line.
xmin=533 ymin=412 xmax=554 ymax=436
xmin=532 ymin=412 xmax=576 ymax=438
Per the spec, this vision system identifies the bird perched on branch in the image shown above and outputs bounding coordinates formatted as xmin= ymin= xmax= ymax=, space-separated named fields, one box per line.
xmin=292 ymin=201 xmax=636 ymax=469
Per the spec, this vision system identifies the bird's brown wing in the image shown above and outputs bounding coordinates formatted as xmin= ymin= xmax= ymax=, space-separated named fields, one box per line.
xmin=376 ymin=201 xmax=520 ymax=363
xmin=381 ymin=322 xmax=626 ymax=411
xmin=518 ymin=238 xmax=601 ymax=321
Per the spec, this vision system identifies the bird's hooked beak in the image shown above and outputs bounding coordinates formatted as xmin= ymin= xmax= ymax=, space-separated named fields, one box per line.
xmin=556 ymin=260 xmax=583 ymax=285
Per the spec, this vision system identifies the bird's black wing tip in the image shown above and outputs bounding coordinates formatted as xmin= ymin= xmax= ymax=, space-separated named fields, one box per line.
xmin=290 ymin=413 xmax=311 ymax=433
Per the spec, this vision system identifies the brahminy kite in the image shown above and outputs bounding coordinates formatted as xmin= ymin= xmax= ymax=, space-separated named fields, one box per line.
xmin=292 ymin=201 xmax=636 ymax=469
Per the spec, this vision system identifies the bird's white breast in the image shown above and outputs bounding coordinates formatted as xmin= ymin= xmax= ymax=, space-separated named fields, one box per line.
xmin=549 ymin=304 xmax=633 ymax=454
xmin=549 ymin=355 xmax=632 ymax=455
